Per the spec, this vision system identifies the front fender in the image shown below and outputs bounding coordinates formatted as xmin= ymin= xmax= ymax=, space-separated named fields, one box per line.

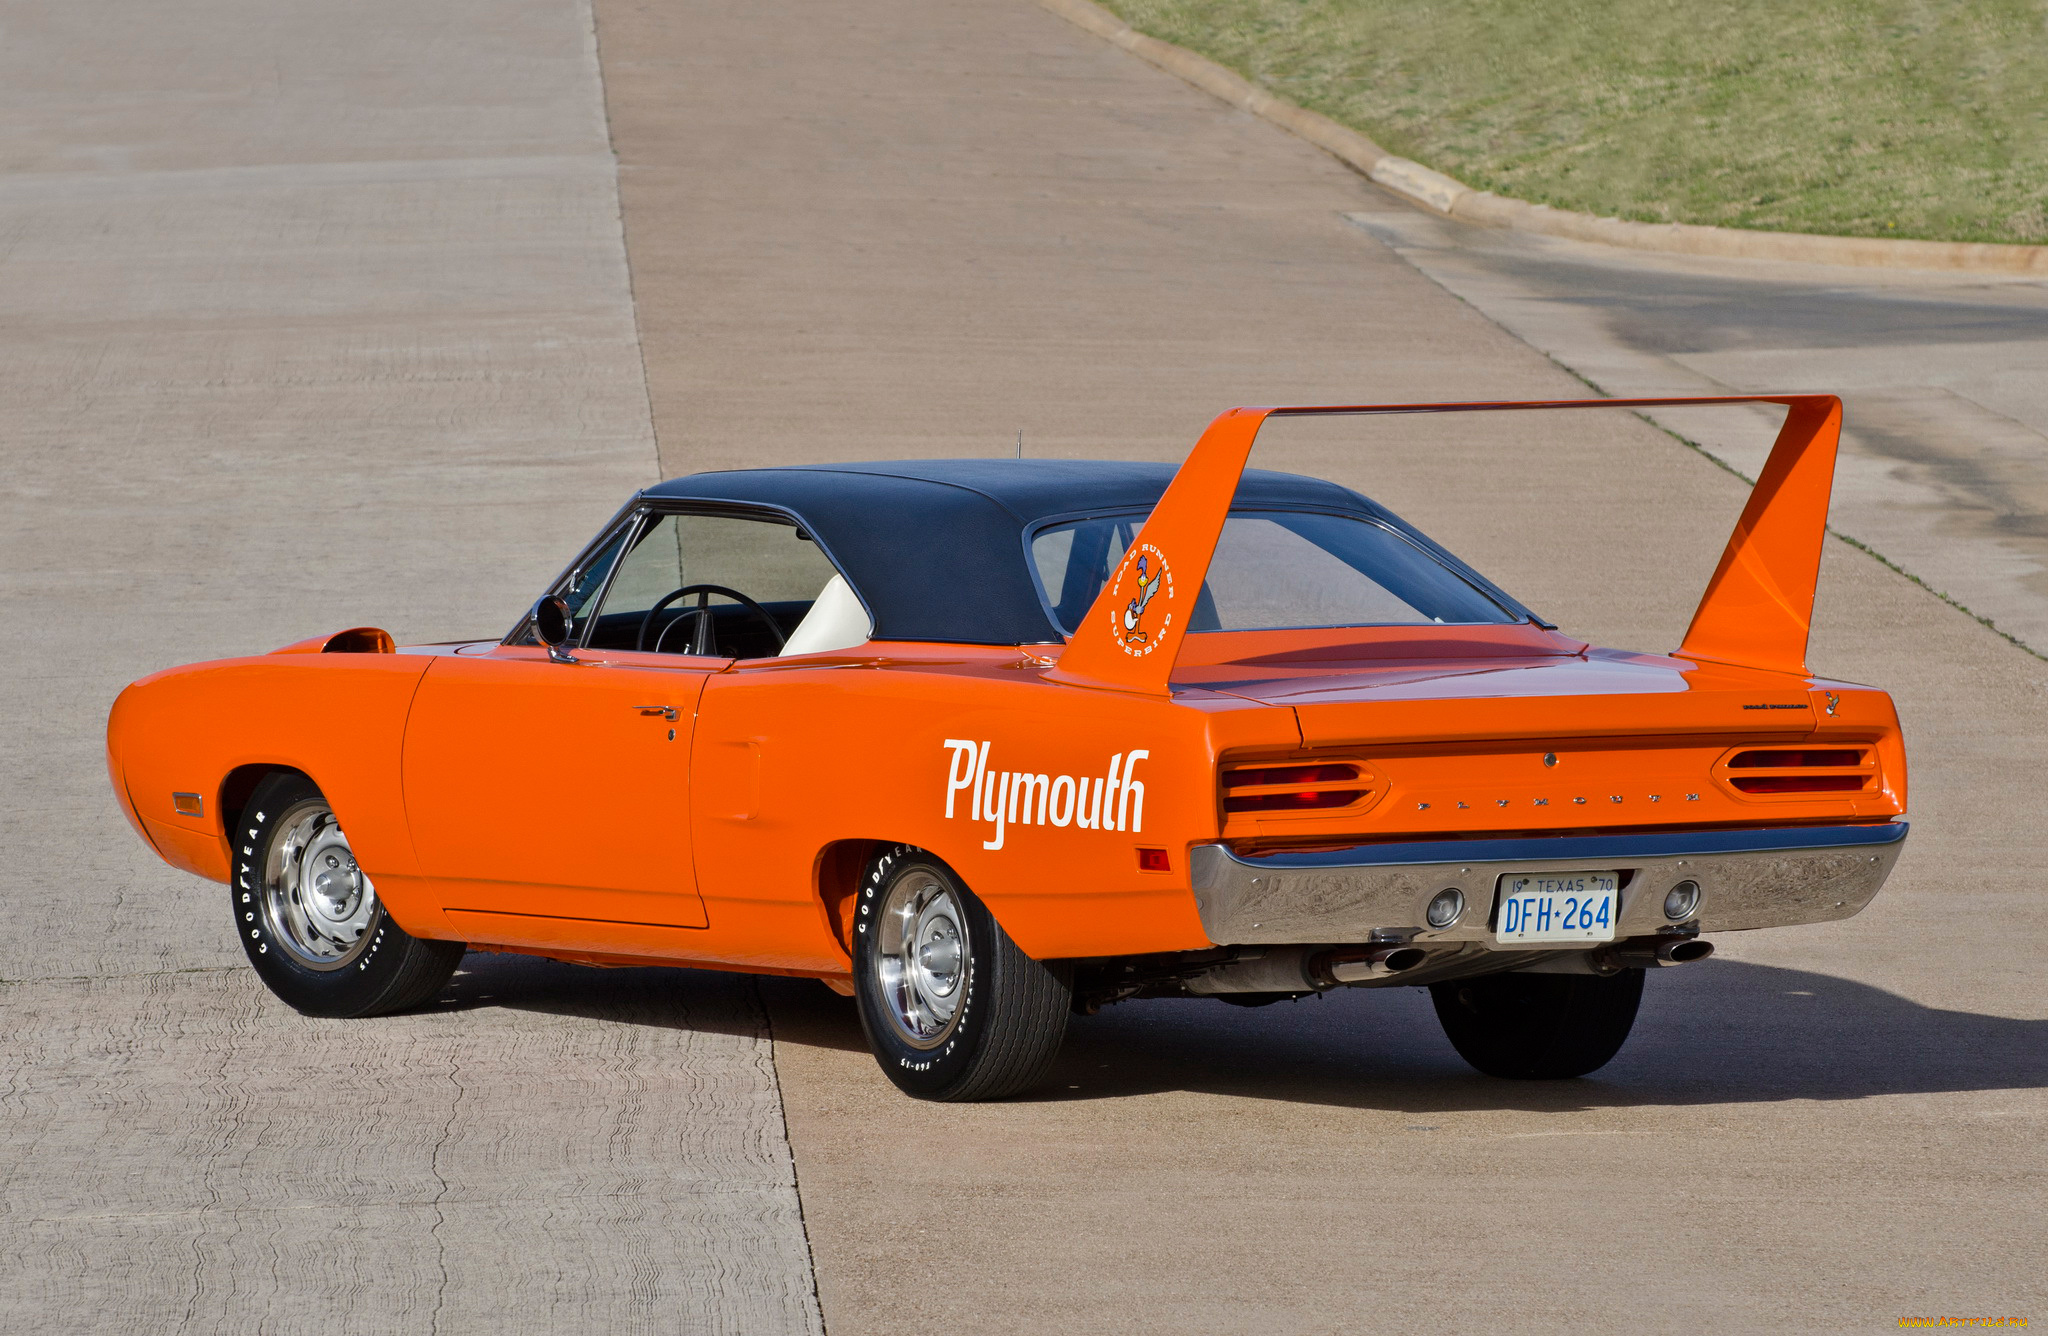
xmin=107 ymin=654 xmax=433 ymax=906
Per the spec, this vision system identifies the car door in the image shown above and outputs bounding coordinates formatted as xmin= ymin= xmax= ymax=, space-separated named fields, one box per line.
xmin=403 ymin=643 xmax=718 ymax=938
xmin=402 ymin=509 xmax=731 ymax=942
xmin=401 ymin=504 xmax=854 ymax=950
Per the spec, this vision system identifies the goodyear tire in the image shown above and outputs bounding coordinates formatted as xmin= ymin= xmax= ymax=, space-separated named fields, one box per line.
xmin=231 ymin=771 xmax=464 ymax=1018
xmin=851 ymin=846 xmax=1072 ymax=1101
xmin=1429 ymin=967 xmax=1645 ymax=1079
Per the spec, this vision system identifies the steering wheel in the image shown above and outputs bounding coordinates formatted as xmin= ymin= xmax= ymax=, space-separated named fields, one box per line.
xmin=637 ymin=584 xmax=788 ymax=657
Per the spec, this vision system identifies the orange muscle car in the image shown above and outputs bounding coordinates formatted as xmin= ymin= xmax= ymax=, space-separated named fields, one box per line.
xmin=108 ymin=397 xmax=1907 ymax=1100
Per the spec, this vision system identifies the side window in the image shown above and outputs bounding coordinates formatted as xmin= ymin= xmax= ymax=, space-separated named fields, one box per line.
xmin=509 ymin=522 xmax=632 ymax=646
xmin=560 ymin=525 xmax=633 ymax=642
xmin=584 ymin=511 xmax=854 ymax=657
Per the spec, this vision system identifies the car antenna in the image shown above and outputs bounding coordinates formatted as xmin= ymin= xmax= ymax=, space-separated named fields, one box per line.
xmin=1015 ymin=428 xmax=1023 ymax=460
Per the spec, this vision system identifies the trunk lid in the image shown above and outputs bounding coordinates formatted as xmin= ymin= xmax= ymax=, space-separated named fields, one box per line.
xmin=1180 ymin=629 xmax=1898 ymax=846
xmin=1209 ymin=648 xmax=1815 ymax=746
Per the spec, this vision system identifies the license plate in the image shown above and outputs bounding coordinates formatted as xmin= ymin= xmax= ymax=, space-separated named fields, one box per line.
xmin=1494 ymin=872 xmax=1618 ymax=943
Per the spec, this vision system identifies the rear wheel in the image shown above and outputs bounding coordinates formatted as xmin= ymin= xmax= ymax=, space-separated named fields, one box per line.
xmin=851 ymin=846 xmax=1072 ymax=1101
xmin=232 ymin=771 xmax=464 ymax=1018
xmin=1430 ymin=967 xmax=1644 ymax=1079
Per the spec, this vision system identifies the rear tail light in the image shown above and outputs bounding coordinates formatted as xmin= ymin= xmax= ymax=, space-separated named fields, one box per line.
xmin=1222 ymin=762 xmax=1372 ymax=814
xmin=1731 ymin=775 xmax=1864 ymax=793
xmin=1719 ymin=747 xmax=1873 ymax=796
xmin=1727 ymin=749 xmax=1862 ymax=769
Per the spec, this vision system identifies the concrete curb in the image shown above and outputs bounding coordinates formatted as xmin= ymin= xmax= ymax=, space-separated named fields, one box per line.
xmin=1039 ymin=0 xmax=2048 ymax=277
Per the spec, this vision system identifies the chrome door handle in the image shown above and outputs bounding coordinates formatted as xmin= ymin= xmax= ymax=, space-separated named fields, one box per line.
xmin=636 ymin=705 xmax=678 ymax=722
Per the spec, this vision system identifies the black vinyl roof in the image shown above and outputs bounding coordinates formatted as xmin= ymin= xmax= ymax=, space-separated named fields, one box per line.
xmin=642 ymin=460 xmax=1522 ymax=645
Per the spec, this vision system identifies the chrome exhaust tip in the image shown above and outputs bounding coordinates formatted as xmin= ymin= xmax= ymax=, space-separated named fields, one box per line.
xmin=1323 ymin=945 xmax=1427 ymax=984
xmin=1522 ymin=936 xmax=1715 ymax=975
xmin=1602 ymin=936 xmax=1715 ymax=969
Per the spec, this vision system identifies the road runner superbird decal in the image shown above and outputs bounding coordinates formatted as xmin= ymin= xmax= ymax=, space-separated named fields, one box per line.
xmin=943 ymin=740 xmax=1148 ymax=850
xmin=1105 ymin=542 xmax=1175 ymax=658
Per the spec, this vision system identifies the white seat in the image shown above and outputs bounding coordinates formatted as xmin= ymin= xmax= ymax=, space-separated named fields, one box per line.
xmin=778 ymin=574 xmax=872 ymax=656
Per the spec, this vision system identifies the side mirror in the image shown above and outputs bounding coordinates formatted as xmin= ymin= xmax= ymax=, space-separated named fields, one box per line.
xmin=532 ymin=596 xmax=577 ymax=664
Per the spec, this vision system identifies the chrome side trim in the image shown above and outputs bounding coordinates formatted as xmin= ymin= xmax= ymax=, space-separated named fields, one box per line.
xmin=1187 ymin=823 xmax=1907 ymax=946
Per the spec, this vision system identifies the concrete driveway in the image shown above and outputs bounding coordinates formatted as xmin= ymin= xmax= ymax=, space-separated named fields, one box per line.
xmin=0 ymin=2 xmax=819 ymax=1331
xmin=1348 ymin=205 xmax=2048 ymax=654
xmin=5 ymin=0 xmax=2043 ymax=1331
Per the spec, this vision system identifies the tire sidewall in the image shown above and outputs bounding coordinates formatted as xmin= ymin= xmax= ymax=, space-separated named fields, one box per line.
xmin=232 ymin=772 xmax=419 ymax=1018
xmin=850 ymin=846 xmax=1001 ymax=1098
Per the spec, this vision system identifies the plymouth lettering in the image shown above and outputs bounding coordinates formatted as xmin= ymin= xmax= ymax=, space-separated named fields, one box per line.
xmin=942 ymin=739 xmax=1149 ymax=850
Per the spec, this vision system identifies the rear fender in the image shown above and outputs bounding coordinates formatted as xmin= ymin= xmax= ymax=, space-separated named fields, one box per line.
xmin=691 ymin=662 xmax=1240 ymax=966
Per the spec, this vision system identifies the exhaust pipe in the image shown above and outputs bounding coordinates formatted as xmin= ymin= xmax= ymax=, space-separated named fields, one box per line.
xmin=1604 ymin=936 xmax=1715 ymax=969
xmin=1321 ymin=946 xmax=1427 ymax=983
xmin=1181 ymin=948 xmax=1321 ymax=995
xmin=1180 ymin=944 xmax=1430 ymax=995
xmin=1522 ymin=936 xmax=1715 ymax=975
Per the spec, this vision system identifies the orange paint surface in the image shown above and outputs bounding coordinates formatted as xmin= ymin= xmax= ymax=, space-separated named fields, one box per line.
xmin=106 ymin=398 xmax=1904 ymax=976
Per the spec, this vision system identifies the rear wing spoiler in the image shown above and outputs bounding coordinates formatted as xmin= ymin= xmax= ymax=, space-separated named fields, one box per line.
xmin=1049 ymin=395 xmax=1843 ymax=695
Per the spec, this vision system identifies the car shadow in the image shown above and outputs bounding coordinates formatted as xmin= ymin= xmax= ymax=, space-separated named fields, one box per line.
xmin=1044 ymin=959 xmax=2047 ymax=1112
xmin=762 ymin=959 xmax=2048 ymax=1112
xmin=424 ymin=950 xmax=863 ymax=1048
xmin=430 ymin=954 xmax=2045 ymax=1111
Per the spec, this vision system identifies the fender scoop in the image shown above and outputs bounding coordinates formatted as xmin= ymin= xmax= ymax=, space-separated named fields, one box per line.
xmin=271 ymin=626 xmax=397 ymax=655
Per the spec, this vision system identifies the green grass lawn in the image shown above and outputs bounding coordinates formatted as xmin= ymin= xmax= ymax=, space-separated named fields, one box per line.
xmin=1101 ymin=0 xmax=2048 ymax=244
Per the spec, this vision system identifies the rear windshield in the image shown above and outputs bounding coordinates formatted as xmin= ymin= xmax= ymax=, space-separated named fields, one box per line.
xmin=1030 ymin=510 xmax=1516 ymax=635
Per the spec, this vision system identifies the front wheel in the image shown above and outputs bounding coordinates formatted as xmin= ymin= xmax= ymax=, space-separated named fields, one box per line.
xmin=232 ymin=771 xmax=465 ymax=1018
xmin=851 ymin=847 xmax=1072 ymax=1101
xmin=1430 ymin=967 xmax=1645 ymax=1079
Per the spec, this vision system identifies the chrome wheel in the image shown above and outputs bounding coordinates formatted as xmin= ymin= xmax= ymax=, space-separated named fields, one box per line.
xmin=875 ymin=869 xmax=970 ymax=1049
xmin=260 ymin=799 xmax=377 ymax=971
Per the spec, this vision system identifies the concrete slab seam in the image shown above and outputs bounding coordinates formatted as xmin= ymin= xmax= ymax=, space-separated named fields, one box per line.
xmin=583 ymin=0 xmax=666 ymax=488
xmin=1631 ymin=408 xmax=2048 ymax=665
xmin=1322 ymin=215 xmax=2048 ymax=667
xmin=1036 ymin=0 xmax=2048 ymax=277
xmin=756 ymin=978 xmax=831 ymax=1336
xmin=584 ymin=0 xmax=825 ymax=1327
xmin=1329 ymin=210 xmax=2048 ymax=663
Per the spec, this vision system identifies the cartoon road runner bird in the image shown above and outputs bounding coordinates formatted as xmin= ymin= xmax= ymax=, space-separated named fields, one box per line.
xmin=1122 ymin=554 xmax=1163 ymax=645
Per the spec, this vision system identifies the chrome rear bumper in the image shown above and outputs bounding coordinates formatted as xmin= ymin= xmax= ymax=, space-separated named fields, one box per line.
xmin=1187 ymin=823 xmax=1907 ymax=947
